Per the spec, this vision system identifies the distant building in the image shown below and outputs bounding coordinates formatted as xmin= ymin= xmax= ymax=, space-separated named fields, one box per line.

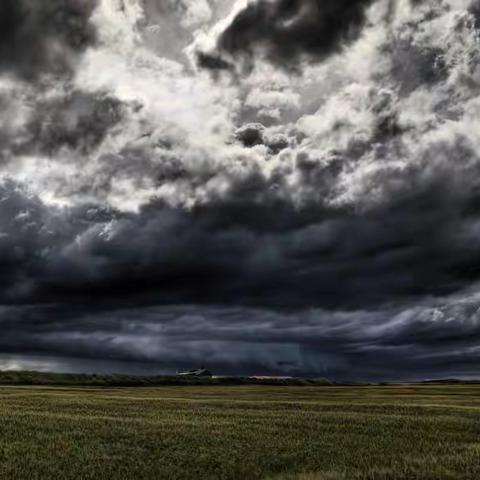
xmin=249 ymin=376 xmax=294 ymax=380
xmin=177 ymin=367 xmax=212 ymax=377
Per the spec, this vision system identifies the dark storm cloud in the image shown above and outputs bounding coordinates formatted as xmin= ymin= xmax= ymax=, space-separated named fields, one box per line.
xmin=2 ymin=138 xmax=480 ymax=313
xmin=3 ymin=298 xmax=480 ymax=380
xmin=207 ymin=0 xmax=375 ymax=69
xmin=0 ymin=0 xmax=97 ymax=78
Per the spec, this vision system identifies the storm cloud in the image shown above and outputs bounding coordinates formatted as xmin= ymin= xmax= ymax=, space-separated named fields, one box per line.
xmin=0 ymin=0 xmax=97 ymax=79
xmin=212 ymin=0 xmax=376 ymax=69
xmin=1 ymin=0 xmax=480 ymax=380
xmin=4 ymin=294 xmax=480 ymax=381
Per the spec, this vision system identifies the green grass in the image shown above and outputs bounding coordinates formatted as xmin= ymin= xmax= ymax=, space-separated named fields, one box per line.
xmin=1 ymin=384 xmax=480 ymax=479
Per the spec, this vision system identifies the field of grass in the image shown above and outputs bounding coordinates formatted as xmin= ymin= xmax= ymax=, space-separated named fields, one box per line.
xmin=1 ymin=384 xmax=480 ymax=479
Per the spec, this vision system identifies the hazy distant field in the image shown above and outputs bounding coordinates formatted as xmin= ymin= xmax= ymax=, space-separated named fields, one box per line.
xmin=1 ymin=385 xmax=480 ymax=479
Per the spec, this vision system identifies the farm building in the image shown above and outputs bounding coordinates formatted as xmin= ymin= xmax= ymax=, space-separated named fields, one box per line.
xmin=177 ymin=368 xmax=212 ymax=377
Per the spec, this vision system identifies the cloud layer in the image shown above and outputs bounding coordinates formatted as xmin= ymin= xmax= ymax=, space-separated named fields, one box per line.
xmin=1 ymin=0 xmax=480 ymax=379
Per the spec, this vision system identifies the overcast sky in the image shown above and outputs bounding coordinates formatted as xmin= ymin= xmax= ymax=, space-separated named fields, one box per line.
xmin=1 ymin=0 xmax=480 ymax=380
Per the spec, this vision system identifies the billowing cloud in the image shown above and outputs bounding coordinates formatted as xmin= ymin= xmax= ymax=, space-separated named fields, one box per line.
xmin=210 ymin=0 xmax=376 ymax=69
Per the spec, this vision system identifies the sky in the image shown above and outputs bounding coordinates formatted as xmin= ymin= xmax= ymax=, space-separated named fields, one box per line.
xmin=1 ymin=0 xmax=480 ymax=380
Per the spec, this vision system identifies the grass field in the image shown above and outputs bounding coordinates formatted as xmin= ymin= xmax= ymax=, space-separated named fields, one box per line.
xmin=1 ymin=384 xmax=480 ymax=479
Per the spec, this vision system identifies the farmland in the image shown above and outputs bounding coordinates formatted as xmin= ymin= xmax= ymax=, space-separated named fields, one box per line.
xmin=1 ymin=384 xmax=480 ymax=479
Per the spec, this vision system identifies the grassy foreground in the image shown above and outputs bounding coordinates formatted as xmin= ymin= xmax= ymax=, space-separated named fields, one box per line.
xmin=1 ymin=385 xmax=480 ymax=479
